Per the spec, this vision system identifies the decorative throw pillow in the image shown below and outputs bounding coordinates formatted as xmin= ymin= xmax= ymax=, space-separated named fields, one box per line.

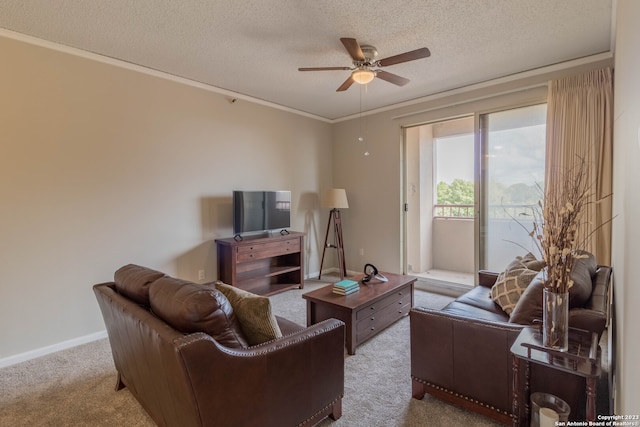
xmin=502 ymin=252 xmax=546 ymax=273
xmin=490 ymin=267 xmax=540 ymax=315
xmin=148 ymin=277 xmax=249 ymax=349
xmin=490 ymin=253 xmax=545 ymax=315
xmin=215 ymin=282 xmax=282 ymax=346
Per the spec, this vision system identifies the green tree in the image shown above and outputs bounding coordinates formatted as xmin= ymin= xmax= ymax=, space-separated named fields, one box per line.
xmin=436 ymin=179 xmax=474 ymax=217
xmin=437 ymin=179 xmax=474 ymax=204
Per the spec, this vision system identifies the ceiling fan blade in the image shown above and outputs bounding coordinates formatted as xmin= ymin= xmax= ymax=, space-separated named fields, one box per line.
xmin=375 ymin=70 xmax=410 ymax=86
xmin=378 ymin=47 xmax=431 ymax=67
xmin=336 ymin=76 xmax=355 ymax=92
xmin=298 ymin=67 xmax=352 ymax=71
xmin=340 ymin=38 xmax=365 ymax=61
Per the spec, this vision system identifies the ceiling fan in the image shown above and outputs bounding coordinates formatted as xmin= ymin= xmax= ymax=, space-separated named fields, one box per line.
xmin=298 ymin=38 xmax=431 ymax=92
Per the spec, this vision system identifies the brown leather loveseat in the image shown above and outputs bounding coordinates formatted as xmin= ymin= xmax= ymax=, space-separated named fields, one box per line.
xmin=409 ymin=254 xmax=612 ymax=424
xmin=94 ymin=264 xmax=345 ymax=427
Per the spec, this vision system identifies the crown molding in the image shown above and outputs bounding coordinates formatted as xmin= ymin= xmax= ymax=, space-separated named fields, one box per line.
xmin=0 ymin=28 xmax=332 ymax=123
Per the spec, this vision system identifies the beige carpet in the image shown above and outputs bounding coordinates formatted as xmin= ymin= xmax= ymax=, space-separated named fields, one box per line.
xmin=0 ymin=276 xmax=502 ymax=427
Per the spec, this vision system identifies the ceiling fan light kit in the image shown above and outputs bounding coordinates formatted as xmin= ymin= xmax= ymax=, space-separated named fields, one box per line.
xmin=297 ymin=37 xmax=431 ymax=157
xmin=298 ymin=37 xmax=430 ymax=92
xmin=352 ymin=69 xmax=376 ymax=84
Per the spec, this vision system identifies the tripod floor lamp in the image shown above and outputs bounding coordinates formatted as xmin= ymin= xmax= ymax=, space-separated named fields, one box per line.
xmin=319 ymin=188 xmax=349 ymax=280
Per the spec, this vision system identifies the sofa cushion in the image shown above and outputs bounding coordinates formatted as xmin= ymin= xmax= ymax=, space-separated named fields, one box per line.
xmin=215 ymin=282 xmax=282 ymax=345
xmin=456 ymin=285 xmax=504 ymax=313
xmin=148 ymin=277 xmax=248 ymax=349
xmin=508 ymin=271 xmax=545 ymax=325
xmin=509 ymin=251 xmax=597 ymax=325
xmin=441 ymin=301 xmax=510 ymax=323
xmin=567 ymin=251 xmax=596 ymax=308
xmin=114 ymin=264 xmax=166 ymax=306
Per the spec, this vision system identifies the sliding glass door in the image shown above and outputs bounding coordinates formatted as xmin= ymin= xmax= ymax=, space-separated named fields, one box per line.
xmin=402 ymin=103 xmax=546 ymax=287
xmin=479 ymin=104 xmax=547 ymax=272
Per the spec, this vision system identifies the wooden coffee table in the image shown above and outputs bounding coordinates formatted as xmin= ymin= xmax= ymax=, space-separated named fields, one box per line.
xmin=302 ymin=272 xmax=415 ymax=355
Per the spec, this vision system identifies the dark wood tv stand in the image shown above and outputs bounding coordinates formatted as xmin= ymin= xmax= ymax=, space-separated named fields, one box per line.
xmin=215 ymin=231 xmax=305 ymax=296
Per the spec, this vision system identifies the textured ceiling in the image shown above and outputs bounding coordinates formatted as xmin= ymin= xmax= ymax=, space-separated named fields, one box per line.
xmin=0 ymin=0 xmax=613 ymax=120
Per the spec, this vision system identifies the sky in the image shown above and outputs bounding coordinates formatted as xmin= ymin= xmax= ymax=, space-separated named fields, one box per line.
xmin=436 ymin=134 xmax=474 ymax=184
xmin=436 ymin=125 xmax=546 ymax=188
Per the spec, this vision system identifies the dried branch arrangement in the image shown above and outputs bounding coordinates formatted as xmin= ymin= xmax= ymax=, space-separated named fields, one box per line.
xmin=528 ymin=157 xmax=602 ymax=293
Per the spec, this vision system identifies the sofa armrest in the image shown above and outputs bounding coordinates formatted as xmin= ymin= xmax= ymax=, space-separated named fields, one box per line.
xmin=174 ymin=318 xmax=345 ymax=427
xmin=478 ymin=270 xmax=499 ymax=288
xmin=569 ymin=308 xmax=607 ymax=338
xmin=410 ymin=307 xmax=523 ymax=414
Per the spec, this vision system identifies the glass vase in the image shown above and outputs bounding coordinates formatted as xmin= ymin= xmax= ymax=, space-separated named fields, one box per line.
xmin=542 ymin=288 xmax=569 ymax=351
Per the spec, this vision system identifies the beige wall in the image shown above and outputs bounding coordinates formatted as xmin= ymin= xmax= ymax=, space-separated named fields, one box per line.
xmin=0 ymin=36 xmax=333 ymax=361
xmin=612 ymin=0 xmax=640 ymax=415
xmin=432 ymin=219 xmax=474 ymax=273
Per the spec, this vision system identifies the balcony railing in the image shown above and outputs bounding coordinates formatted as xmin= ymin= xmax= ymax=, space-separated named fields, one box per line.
xmin=434 ymin=204 xmax=475 ymax=218
xmin=434 ymin=204 xmax=538 ymax=219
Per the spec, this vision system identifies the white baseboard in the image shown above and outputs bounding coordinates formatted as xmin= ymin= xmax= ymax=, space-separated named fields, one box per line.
xmin=305 ymin=269 xmax=321 ymax=280
xmin=307 ymin=267 xmax=361 ymax=280
xmin=306 ymin=267 xmax=342 ymax=280
xmin=0 ymin=330 xmax=108 ymax=369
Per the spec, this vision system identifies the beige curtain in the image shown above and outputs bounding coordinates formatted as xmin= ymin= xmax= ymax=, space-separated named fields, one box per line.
xmin=545 ymin=68 xmax=613 ymax=265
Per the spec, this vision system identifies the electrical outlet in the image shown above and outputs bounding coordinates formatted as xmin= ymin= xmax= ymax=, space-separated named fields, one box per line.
xmin=359 ymin=248 xmax=364 ymax=256
xmin=198 ymin=270 xmax=205 ymax=280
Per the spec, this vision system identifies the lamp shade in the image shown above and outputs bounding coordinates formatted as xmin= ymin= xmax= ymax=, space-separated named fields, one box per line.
xmin=322 ymin=188 xmax=349 ymax=209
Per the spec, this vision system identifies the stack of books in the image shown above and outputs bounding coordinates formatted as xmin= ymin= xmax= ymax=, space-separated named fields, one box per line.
xmin=332 ymin=279 xmax=360 ymax=295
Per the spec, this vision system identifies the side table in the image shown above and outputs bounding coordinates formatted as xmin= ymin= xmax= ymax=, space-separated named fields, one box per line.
xmin=510 ymin=326 xmax=601 ymax=426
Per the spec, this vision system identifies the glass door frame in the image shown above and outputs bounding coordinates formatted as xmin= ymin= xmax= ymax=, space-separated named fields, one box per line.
xmin=400 ymin=115 xmax=476 ymax=284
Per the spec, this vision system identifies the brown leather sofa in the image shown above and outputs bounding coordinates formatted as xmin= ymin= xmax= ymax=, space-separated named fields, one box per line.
xmin=94 ymin=264 xmax=345 ymax=427
xmin=410 ymin=261 xmax=612 ymax=425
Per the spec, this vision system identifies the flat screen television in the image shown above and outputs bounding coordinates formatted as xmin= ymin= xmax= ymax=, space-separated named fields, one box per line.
xmin=233 ymin=190 xmax=291 ymax=235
